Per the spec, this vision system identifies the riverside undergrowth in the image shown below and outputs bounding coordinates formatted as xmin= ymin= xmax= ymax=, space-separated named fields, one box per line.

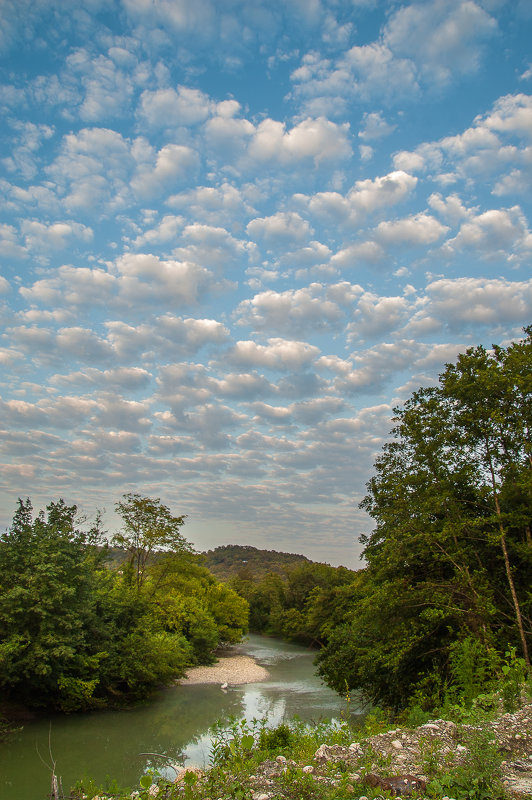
xmin=68 ymin=681 xmax=531 ymax=800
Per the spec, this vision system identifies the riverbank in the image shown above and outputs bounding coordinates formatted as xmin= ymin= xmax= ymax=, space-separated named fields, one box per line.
xmin=68 ymin=694 xmax=532 ymax=800
xmin=179 ymin=655 xmax=270 ymax=685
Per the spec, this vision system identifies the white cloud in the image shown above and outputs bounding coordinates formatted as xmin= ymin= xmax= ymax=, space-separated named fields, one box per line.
xmin=55 ymin=326 xmax=114 ymax=364
xmin=51 ymin=366 xmax=151 ymax=390
xmin=20 ymin=265 xmax=115 ymax=307
xmin=156 ymin=315 xmax=230 ymax=350
xmin=172 ymin=223 xmax=250 ymax=271
xmin=21 ymin=220 xmax=93 ymax=254
xmin=94 ymin=394 xmax=152 ymax=432
xmin=0 ymin=223 xmax=27 ymax=259
xmin=384 ymin=0 xmax=497 ymax=85
xmin=246 ymin=212 xmax=313 ymax=246
xmin=103 ymin=316 xmax=229 ymax=362
xmin=428 ymin=192 xmax=473 ymax=225
xmin=234 ymin=282 xmax=359 ymax=334
xmin=425 ymin=276 xmax=532 ymax=327
xmin=481 ymin=92 xmax=532 ymax=138
xmin=131 ymin=143 xmax=200 ymax=198
xmin=299 ymin=169 xmax=417 ymax=227
xmin=66 ymin=48 xmax=138 ymax=121
xmin=138 ymin=85 xmax=213 ymax=128
xmin=46 ymin=127 xmax=133 ymax=211
xmin=0 ymin=395 xmax=99 ymax=430
xmin=442 ymin=205 xmax=532 ymax=261
xmin=113 ymin=253 xmax=218 ymax=305
xmin=331 ymin=240 xmax=386 ymax=269
xmin=229 ymin=338 xmax=321 ymax=369
xmin=249 ymin=116 xmax=352 ymax=166
xmin=358 ymin=111 xmax=395 ymax=141
xmin=393 ymin=93 xmax=532 ymax=192
xmin=291 ymin=43 xmax=419 ymax=113
xmin=338 ymin=339 xmax=426 ymax=393
xmin=374 ymin=212 xmax=449 ymax=246
xmin=131 ymin=215 xmax=184 ymax=248
xmin=167 ymin=182 xmax=256 ymax=227
xmin=348 ymin=292 xmax=412 ymax=339
xmin=205 ymin=113 xmax=352 ymax=168
xmin=2 ymin=121 xmax=54 ymax=180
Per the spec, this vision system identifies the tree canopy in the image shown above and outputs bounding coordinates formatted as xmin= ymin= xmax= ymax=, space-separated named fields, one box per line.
xmin=0 ymin=495 xmax=248 ymax=712
xmin=316 ymin=328 xmax=532 ymax=712
xmin=113 ymin=493 xmax=192 ymax=589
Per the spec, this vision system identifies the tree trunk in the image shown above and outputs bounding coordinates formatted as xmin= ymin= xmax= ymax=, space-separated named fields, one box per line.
xmin=487 ymin=449 xmax=530 ymax=667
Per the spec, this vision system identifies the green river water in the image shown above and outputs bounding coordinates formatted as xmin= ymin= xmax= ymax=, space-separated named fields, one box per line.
xmin=0 ymin=636 xmax=357 ymax=800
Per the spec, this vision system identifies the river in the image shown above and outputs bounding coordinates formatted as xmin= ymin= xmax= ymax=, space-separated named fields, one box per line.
xmin=0 ymin=636 xmax=358 ymax=799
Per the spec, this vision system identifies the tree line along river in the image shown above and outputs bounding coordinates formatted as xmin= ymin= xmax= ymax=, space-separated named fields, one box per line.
xmin=0 ymin=635 xmax=360 ymax=800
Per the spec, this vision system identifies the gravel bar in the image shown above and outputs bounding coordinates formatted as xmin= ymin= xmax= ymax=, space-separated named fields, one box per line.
xmin=179 ymin=655 xmax=270 ymax=685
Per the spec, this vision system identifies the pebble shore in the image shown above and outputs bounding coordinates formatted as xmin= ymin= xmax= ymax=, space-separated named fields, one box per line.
xmin=178 ymin=655 xmax=270 ymax=685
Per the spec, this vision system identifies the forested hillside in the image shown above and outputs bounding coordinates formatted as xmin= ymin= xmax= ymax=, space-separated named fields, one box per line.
xmin=202 ymin=544 xmax=310 ymax=581
xmin=202 ymin=545 xmax=358 ymax=645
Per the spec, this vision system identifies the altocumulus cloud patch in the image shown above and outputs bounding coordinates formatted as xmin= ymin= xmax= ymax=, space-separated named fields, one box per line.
xmin=0 ymin=0 xmax=531 ymax=565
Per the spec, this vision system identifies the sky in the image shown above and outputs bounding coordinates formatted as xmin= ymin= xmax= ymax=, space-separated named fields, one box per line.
xmin=0 ymin=0 xmax=531 ymax=567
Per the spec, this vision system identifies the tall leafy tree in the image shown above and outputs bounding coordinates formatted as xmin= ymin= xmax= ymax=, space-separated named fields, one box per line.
xmin=318 ymin=329 xmax=531 ymax=711
xmin=0 ymin=499 xmax=105 ymax=707
xmin=113 ymin=493 xmax=191 ymax=589
xmin=440 ymin=330 xmax=532 ymax=665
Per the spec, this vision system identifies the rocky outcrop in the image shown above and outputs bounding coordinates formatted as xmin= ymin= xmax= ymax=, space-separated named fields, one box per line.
xmin=242 ymin=704 xmax=532 ymax=799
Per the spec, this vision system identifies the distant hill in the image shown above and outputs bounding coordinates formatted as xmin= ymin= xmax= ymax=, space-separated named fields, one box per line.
xmin=201 ymin=544 xmax=311 ymax=582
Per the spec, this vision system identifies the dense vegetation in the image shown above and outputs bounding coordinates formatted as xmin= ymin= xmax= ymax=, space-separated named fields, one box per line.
xmin=203 ymin=544 xmax=310 ymax=581
xmin=0 ymin=494 xmax=248 ymax=712
xmin=315 ymin=329 xmax=532 ymax=713
xmin=229 ymin=560 xmax=357 ymax=643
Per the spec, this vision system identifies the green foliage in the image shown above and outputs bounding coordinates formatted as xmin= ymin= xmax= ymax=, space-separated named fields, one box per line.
xmin=428 ymin=727 xmax=506 ymax=800
xmin=0 ymin=495 xmax=249 ymax=712
xmin=113 ymin=493 xmax=191 ymax=589
xmin=229 ymin=558 xmax=357 ymax=646
xmin=446 ymin=637 xmax=500 ymax=709
xmin=0 ymin=499 xmax=108 ymax=707
xmin=204 ymin=544 xmax=311 ymax=582
xmin=258 ymin=722 xmax=293 ymax=751
xmin=318 ymin=328 xmax=532 ymax=713
xmin=57 ymin=675 xmax=100 ymax=712
xmin=500 ymin=645 xmax=530 ymax=711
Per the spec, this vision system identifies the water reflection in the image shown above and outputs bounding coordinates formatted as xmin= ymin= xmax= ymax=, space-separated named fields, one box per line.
xmin=0 ymin=635 xmax=352 ymax=799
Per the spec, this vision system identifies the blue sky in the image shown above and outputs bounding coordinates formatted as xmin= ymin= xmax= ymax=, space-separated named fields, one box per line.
xmin=1 ymin=0 xmax=531 ymax=566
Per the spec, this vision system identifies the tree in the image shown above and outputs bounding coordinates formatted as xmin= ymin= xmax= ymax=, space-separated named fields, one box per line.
xmin=113 ymin=493 xmax=192 ymax=589
xmin=0 ymin=499 xmax=105 ymax=709
xmin=318 ymin=329 xmax=531 ymax=711
xmin=440 ymin=333 xmax=532 ymax=666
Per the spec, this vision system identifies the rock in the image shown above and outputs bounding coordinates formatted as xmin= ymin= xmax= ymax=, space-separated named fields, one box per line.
xmin=313 ymin=743 xmax=352 ymax=763
xmin=302 ymin=765 xmax=314 ymax=774
xmin=173 ymin=766 xmax=203 ymax=784
xmin=313 ymin=743 xmax=329 ymax=761
xmin=391 ymin=739 xmax=403 ymax=749
xmin=275 ymin=755 xmax=287 ymax=764
xmin=363 ymin=773 xmax=427 ymax=797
